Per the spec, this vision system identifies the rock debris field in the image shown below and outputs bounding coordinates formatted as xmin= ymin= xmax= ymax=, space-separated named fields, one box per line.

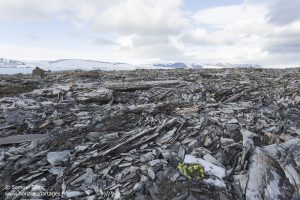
xmin=0 ymin=68 xmax=300 ymax=200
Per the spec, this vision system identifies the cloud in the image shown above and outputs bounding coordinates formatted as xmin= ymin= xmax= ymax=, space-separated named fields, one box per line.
xmin=179 ymin=3 xmax=270 ymax=63
xmin=115 ymin=34 xmax=184 ymax=62
xmin=51 ymin=0 xmax=188 ymax=36
xmin=93 ymin=37 xmax=116 ymax=46
xmin=194 ymin=4 xmax=266 ymax=28
xmin=0 ymin=0 xmax=63 ymax=21
xmin=128 ymin=35 xmax=170 ymax=47
xmin=0 ymin=44 xmax=101 ymax=60
xmin=180 ymin=28 xmax=236 ymax=46
xmin=263 ymin=21 xmax=300 ymax=54
xmin=0 ymin=0 xmax=188 ymax=62
xmin=115 ymin=42 xmax=184 ymax=63
xmin=96 ymin=0 xmax=187 ymax=35
xmin=24 ymin=32 xmax=39 ymax=40
xmin=65 ymin=0 xmax=189 ymax=61
xmin=192 ymin=3 xmax=269 ymax=39
xmin=0 ymin=0 xmax=188 ymax=36
xmin=180 ymin=2 xmax=300 ymax=66
xmin=267 ymin=0 xmax=300 ymax=25
xmin=0 ymin=0 xmax=299 ymax=66
xmin=266 ymin=39 xmax=300 ymax=54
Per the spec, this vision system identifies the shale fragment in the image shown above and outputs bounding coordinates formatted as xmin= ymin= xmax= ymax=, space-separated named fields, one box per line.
xmin=0 ymin=68 xmax=299 ymax=199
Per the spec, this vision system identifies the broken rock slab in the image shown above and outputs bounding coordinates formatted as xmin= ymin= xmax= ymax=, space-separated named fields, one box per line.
xmin=103 ymin=80 xmax=184 ymax=91
xmin=245 ymin=148 xmax=294 ymax=199
xmin=0 ymin=68 xmax=300 ymax=199
xmin=263 ymin=138 xmax=300 ymax=194
xmin=47 ymin=150 xmax=71 ymax=165
xmin=0 ymin=134 xmax=49 ymax=145
xmin=76 ymin=88 xmax=113 ymax=103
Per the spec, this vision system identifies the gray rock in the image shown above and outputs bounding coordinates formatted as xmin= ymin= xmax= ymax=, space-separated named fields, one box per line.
xmin=220 ymin=137 xmax=234 ymax=146
xmin=140 ymin=152 xmax=156 ymax=163
xmin=47 ymin=150 xmax=71 ymax=165
xmin=76 ymin=88 xmax=113 ymax=103
xmin=147 ymin=167 xmax=156 ymax=180
xmin=203 ymin=153 xmax=224 ymax=168
xmin=1 ymin=68 xmax=300 ymax=200
xmin=32 ymin=67 xmax=45 ymax=78
xmin=64 ymin=190 xmax=85 ymax=198
xmin=48 ymin=166 xmax=66 ymax=175
xmin=148 ymin=159 xmax=168 ymax=167
xmin=204 ymin=136 xmax=212 ymax=146
xmin=245 ymin=148 xmax=296 ymax=200
xmin=135 ymin=195 xmax=147 ymax=200
xmin=86 ymin=132 xmax=103 ymax=142
xmin=225 ymin=123 xmax=239 ymax=133
xmin=172 ymin=192 xmax=189 ymax=200
xmin=186 ymin=195 xmax=198 ymax=200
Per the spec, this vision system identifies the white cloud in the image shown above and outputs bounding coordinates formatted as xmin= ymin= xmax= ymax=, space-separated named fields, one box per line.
xmin=267 ymin=0 xmax=300 ymax=25
xmin=194 ymin=4 xmax=266 ymax=28
xmin=115 ymin=34 xmax=184 ymax=62
xmin=0 ymin=0 xmax=63 ymax=21
xmin=93 ymin=37 xmax=116 ymax=46
xmin=179 ymin=2 xmax=300 ymax=66
xmin=0 ymin=0 xmax=299 ymax=66
xmin=0 ymin=0 xmax=188 ymax=63
xmin=263 ymin=21 xmax=300 ymax=54
xmin=97 ymin=0 xmax=187 ymax=35
xmin=54 ymin=0 xmax=188 ymax=36
xmin=179 ymin=3 xmax=270 ymax=64
xmin=24 ymin=32 xmax=39 ymax=40
xmin=191 ymin=3 xmax=269 ymax=43
xmin=0 ymin=0 xmax=187 ymax=35
xmin=65 ymin=0 xmax=188 ymax=62
xmin=0 ymin=43 xmax=125 ymax=63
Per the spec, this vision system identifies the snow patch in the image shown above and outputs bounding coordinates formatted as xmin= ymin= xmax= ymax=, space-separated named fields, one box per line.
xmin=184 ymin=154 xmax=226 ymax=187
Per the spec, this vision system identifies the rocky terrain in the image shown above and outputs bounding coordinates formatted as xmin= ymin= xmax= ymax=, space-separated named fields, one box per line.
xmin=0 ymin=68 xmax=300 ymax=200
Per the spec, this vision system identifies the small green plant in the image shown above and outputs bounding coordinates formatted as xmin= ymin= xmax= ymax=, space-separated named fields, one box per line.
xmin=177 ymin=162 xmax=205 ymax=179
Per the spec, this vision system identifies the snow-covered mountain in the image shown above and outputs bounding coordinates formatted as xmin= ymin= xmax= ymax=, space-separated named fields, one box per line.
xmin=201 ymin=63 xmax=262 ymax=68
xmin=0 ymin=58 xmax=262 ymax=74
xmin=0 ymin=58 xmax=24 ymax=68
xmin=149 ymin=62 xmax=262 ymax=69
xmin=232 ymin=63 xmax=262 ymax=68
xmin=25 ymin=59 xmax=138 ymax=71
xmin=153 ymin=62 xmax=188 ymax=69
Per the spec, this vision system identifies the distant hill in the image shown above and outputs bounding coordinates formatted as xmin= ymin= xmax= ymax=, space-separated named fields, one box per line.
xmin=0 ymin=58 xmax=24 ymax=68
xmin=0 ymin=58 xmax=262 ymax=72
xmin=153 ymin=62 xmax=188 ymax=68
xmin=201 ymin=63 xmax=262 ymax=68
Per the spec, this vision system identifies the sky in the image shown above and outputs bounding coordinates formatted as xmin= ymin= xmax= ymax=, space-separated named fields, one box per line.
xmin=0 ymin=0 xmax=299 ymax=67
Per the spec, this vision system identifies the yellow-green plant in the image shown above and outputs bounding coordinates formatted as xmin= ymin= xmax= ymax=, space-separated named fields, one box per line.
xmin=177 ymin=162 xmax=205 ymax=179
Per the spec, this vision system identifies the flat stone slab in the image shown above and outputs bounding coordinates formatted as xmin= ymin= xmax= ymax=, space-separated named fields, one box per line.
xmin=0 ymin=134 xmax=49 ymax=145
